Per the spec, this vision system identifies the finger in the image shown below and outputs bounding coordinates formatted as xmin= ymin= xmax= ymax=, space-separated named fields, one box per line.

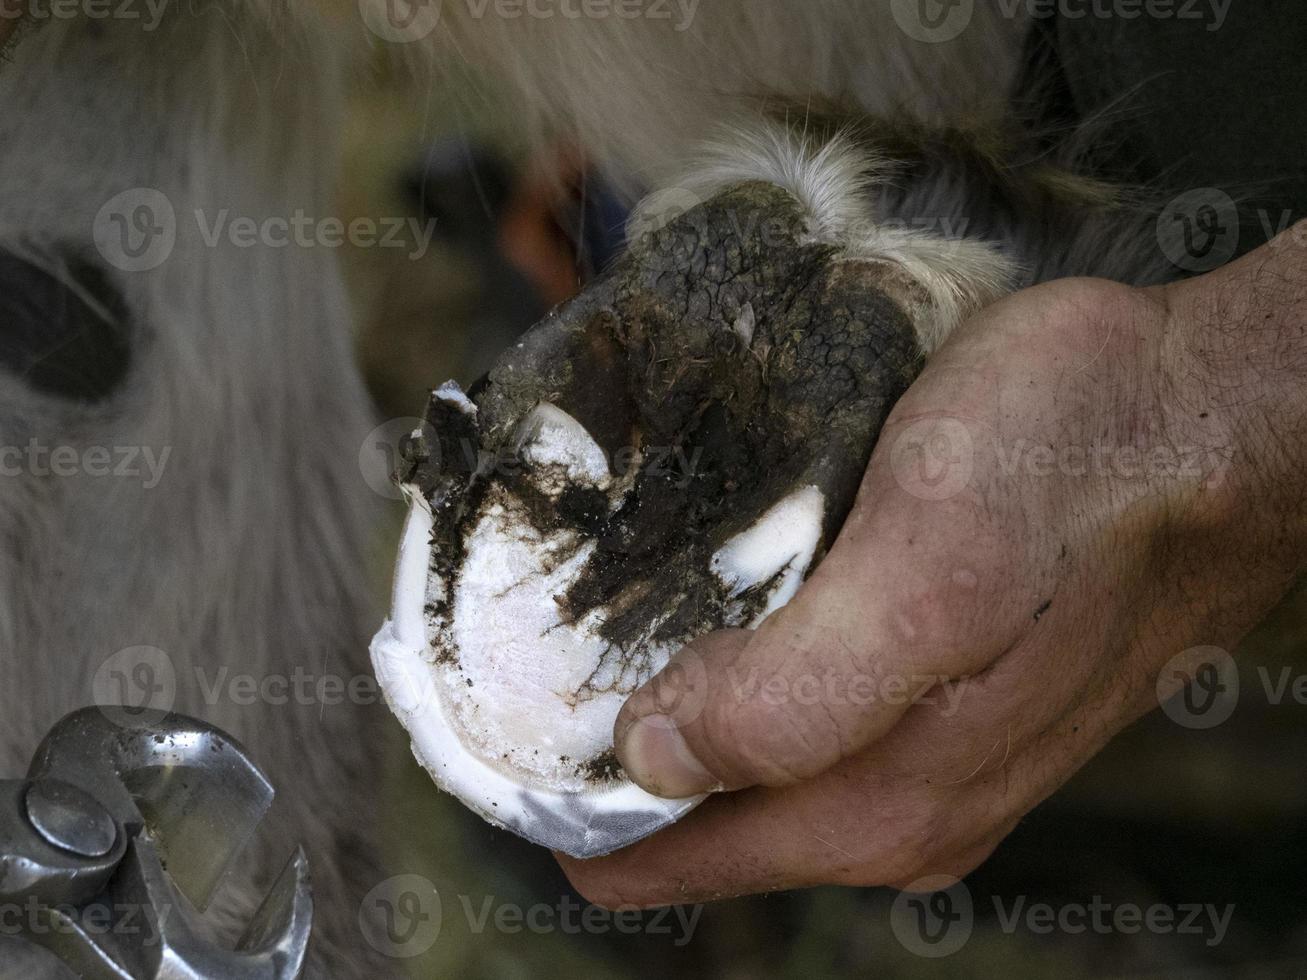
xmin=571 ymin=635 xmax=1105 ymax=908
xmin=614 ymin=443 xmax=1030 ymax=798
xmin=573 ymin=677 xmax=1019 ymax=907
xmin=564 ymin=736 xmax=1003 ymax=908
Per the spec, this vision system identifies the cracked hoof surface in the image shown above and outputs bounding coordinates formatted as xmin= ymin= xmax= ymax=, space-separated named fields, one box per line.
xmin=372 ymin=183 xmax=922 ymax=857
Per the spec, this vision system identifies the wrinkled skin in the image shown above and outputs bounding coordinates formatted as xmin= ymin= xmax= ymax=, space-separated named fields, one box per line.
xmin=560 ymin=223 xmax=1307 ymax=905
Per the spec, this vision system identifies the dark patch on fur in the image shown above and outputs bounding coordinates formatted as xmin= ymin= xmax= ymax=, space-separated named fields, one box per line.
xmin=0 ymin=249 xmax=132 ymax=402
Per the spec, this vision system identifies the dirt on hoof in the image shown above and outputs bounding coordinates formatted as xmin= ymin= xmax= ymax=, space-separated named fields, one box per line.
xmin=401 ymin=180 xmax=923 ymax=775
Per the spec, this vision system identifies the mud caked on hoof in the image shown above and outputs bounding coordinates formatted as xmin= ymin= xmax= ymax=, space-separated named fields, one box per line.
xmin=371 ymin=181 xmax=927 ymax=858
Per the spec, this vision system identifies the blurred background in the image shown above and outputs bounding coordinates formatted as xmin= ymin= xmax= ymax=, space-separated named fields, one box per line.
xmin=338 ymin=50 xmax=1307 ymax=980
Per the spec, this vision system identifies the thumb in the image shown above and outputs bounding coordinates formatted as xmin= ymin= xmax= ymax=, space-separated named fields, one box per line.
xmin=612 ymin=529 xmax=992 ymax=799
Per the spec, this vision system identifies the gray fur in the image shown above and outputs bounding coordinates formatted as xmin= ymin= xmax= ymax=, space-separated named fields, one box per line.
xmin=0 ymin=10 xmax=390 ymax=975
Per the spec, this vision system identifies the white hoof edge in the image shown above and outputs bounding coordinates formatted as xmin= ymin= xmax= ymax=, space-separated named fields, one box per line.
xmin=371 ymin=399 xmax=825 ymax=859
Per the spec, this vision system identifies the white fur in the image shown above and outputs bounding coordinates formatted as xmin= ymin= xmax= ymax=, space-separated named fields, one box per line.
xmin=632 ymin=121 xmax=1018 ymax=352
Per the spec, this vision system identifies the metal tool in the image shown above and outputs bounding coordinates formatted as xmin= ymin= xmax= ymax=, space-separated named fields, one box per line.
xmin=0 ymin=708 xmax=313 ymax=979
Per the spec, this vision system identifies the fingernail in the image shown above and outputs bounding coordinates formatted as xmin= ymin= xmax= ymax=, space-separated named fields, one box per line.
xmin=619 ymin=714 xmax=717 ymax=799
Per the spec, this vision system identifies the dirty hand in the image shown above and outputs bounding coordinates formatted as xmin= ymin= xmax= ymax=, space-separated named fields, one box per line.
xmin=558 ymin=224 xmax=1307 ymax=906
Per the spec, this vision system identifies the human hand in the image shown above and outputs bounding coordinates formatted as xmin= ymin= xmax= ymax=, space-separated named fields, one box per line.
xmin=558 ymin=223 xmax=1307 ymax=907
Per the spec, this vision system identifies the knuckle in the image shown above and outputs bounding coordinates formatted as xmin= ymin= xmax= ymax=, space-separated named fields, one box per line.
xmin=697 ymin=669 xmax=845 ymax=786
